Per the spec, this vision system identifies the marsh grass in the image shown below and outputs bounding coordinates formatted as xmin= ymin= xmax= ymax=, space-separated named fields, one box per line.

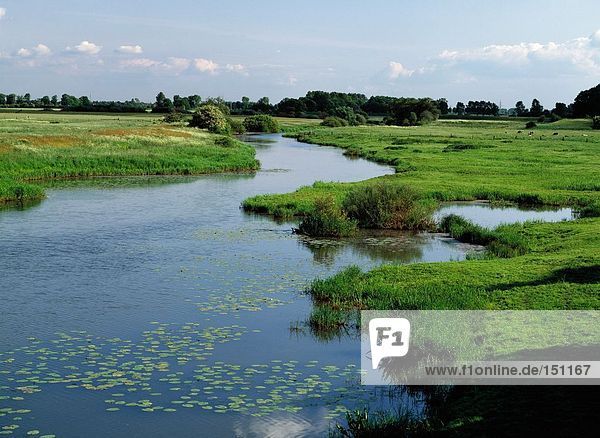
xmin=296 ymin=196 xmax=358 ymax=237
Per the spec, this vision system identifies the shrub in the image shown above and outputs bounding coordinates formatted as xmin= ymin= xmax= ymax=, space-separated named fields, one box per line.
xmin=163 ymin=112 xmax=185 ymax=124
xmin=342 ymin=183 xmax=436 ymax=230
xmin=321 ymin=116 xmax=349 ymax=127
xmin=297 ymin=196 xmax=357 ymax=237
xmin=243 ymin=115 xmax=279 ymax=133
xmin=525 ymin=121 xmax=537 ymax=129
xmin=214 ymin=136 xmax=237 ymax=147
xmin=592 ymin=116 xmax=600 ymax=130
xmin=227 ymin=117 xmax=246 ymax=134
xmin=189 ymin=104 xmax=231 ymax=134
xmin=419 ymin=110 xmax=436 ymax=124
xmin=355 ymin=114 xmax=368 ymax=125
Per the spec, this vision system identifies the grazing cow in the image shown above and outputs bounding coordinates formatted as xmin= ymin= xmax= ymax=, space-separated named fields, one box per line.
xmin=553 ymin=132 xmax=559 ymax=135
xmin=517 ymin=130 xmax=522 ymax=134
xmin=528 ymin=131 xmax=534 ymax=136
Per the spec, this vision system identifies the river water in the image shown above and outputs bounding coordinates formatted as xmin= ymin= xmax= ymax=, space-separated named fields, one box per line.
xmin=0 ymin=134 xmax=573 ymax=437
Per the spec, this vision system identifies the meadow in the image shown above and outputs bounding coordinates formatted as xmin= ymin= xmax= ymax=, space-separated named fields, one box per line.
xmin=243 ymin=118 xmax=600 ymax=216
xmin=0 ymin=112 xmax=259 ymax=203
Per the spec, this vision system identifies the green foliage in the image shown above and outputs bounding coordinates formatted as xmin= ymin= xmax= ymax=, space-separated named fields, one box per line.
xmin=243 ymin=115 xmax=280 ymax=133
xmin=163 ymin=112 xmax=185 ymax=124
xmin=321 ymin=116 xmax=349 ymax=127
xmin=525 ymin=121 xmax=537 ymax=129
xmin=592 ymin=116 xmax=600 ymax=130
xmin=331 ymin=408 xmax=432 ymax=438
xmin=189 ymin=105 xmax=231 ymax=134
xmin=214 ymin=136 xmax=237 ymax=147
xmin=439 ymin=214 xmax=528 ymax=258
xmin=389 ymin=98 xmax=440 ymax=126
xmin=297 ymin=196 xmax=357 ymax=237
xmin=342 ymin=183 xmax=436 ymax=230
xmin=578 ymin=201 xmax=600 ymax=218
xmin=226 ymin=117 xmax=246 ymax=134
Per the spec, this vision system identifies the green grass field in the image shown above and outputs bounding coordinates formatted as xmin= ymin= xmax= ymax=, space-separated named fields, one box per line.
xmin=0 ymin=112 xmax=259 ymax=203
xmin=244 ymin=119 xmax=600 ymax=216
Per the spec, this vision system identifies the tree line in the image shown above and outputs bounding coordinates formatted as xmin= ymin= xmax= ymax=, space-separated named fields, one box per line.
xmin=2 ymin=83 xmax=600 ymax=126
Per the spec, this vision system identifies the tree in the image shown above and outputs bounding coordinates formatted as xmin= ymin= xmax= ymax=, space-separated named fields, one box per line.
xmin=153 ymin=92 xmax=174 ymax=113
xmin=7 ymin=94 xmax=16 ymax=105
xmin=189 ymin=104 xmax=231 ymax=134
xmin=79 ymin=96 xmax=91 ymax=107
xmin=241 ymin=96 xmax=250 ymax=111
xmin=254 ymin=97 xmax=272 ymax=114
xmin=530 ymin=99 xmax=543 ymax=117
xmin=40 ymin=96 xmax=51 ymax=106
xmin=454 ymin=102 xmax=465 ymax=116
xmin=515 ymin=101 xmax=527 ymax=116
xmin=0 ymin=94 xmax=6 ymax=105
xmin=436 ymin=98 xmax=450 ymax=115
xmin=51 ymin=95 xmax=58 ymax=106
xmin=573 ymin=83 xmax=600 ymax=117
xmin=243 ymin=115 xmax=280 ymax=133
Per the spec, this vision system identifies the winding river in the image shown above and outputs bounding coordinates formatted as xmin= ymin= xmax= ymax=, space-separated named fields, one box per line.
xmin=0 ymin=134 xmax=573 ymax=437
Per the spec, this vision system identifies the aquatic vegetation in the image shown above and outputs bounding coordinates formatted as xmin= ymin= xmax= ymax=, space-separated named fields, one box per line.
xmin=297 ymin=196 xmax=358 ymax=237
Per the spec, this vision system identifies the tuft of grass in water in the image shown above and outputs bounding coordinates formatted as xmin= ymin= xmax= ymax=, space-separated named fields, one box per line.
xmin=342 ymin=183 xmax=437 ymax=230
xmin=296 ymin=196 xmax=357 ymax=237
xmin=330 ymin=408 xmax=434 ymax=438
xmin=578 ymin=201 xmax=600 ymax=218
xmin=439 ymin=214 xmax=528 ymax=258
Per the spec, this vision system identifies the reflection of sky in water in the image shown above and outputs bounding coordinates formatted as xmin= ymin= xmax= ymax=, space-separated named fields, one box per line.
xmin=435 ymin=202 xmax=574 ymax=229
xmin=0 ymin=134 xmax=557 ymax=437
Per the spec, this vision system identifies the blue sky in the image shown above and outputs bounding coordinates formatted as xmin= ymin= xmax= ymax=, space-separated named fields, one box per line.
xmin=1 ymin=0 xmax=600 ymax=107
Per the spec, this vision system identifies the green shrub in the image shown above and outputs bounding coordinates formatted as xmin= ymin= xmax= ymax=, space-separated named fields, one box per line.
xmin=321 ymin=116 xmax=349 ymax=127
xmin=227 ymin=117 xmax=246 ymax=134
xmin=297 ymin=196 xmax=357 ymax=237
xmin=214 ymin=136 xmax=237 ymax=147
xmin=592 ymin=116 xmax=600 ymax=130
xmin=525 ymin=121 xmax=537 ymax=129
xmin=355 ymin=114 xmax=368 ymax=125
xmin=189 ymin=104 xmax=231 ymax=134
xmin=342 ymin=183 xmax=436 ymax=230
xmin=243 ymin=115 xmax=280 ymax=133
xmin=163 ymin=112 xmax=185 ymax=124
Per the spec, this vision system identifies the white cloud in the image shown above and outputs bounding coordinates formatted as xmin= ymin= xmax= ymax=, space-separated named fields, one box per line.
xmin=225 ymin=63 xmax=246 ymax=73
xmin=388 ymin=61 xmax=414 ymax=79
xmin=0 ymin=7 xmax=6 ymax=20
xmin=16 ymin=48 xmax=31 ymax=57
xmin=66 ymin=41 xmax=102 ymax=55
xmin=194 ymin=57 xmax=219 ymax=73
xmin=119 ymin=57 xmax=191 ymax=74
xmin=437 ymin=31 xmax=600 ymax=75
xmin=117 ymin=45 xmax=143 ymax=54
xmin=33 ymin=44 xmax=51 ymax=56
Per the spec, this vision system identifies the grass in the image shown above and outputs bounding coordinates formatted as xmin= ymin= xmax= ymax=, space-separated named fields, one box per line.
xmin=296 ymin=195 xmax=358 ymax=237
xmin=243 ymin=118 xmax=600 ymax=216
xmin=0 ymin=112 xmax=259 ymax=203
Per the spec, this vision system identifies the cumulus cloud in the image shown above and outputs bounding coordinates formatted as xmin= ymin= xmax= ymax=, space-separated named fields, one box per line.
xmin=66 ymin=41 xmax=102 ymax=55
xmin=438 ymin=31 xmax=600 ymax=75
xmin=388 ymin=61 xmax=414 ymax=79
xmin=225 ymin=63 xmax=246 ymax=74
xmin=15 ymin=44 xmax=51 ymax=58
xmin=117 ymin=45 xmax=143 ymax=54
xmin=119 ymin=57 xmax=191 ymax=74
xmin=194 ymin=57 xmax=219 ymax=73
xmin=0 ymin=7 xmax=6 ymax=20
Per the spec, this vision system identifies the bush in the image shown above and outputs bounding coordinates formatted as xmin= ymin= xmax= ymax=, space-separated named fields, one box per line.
xmin=189 ymin=105 xmax=231 ymax=134
xmin=342 ymin=183 xmax=436 ymax=230
xmin=214 ymin=136 xmax=237 ymax=147
xmin=297 ymin=196 xmax=357 ymax=237
xmin=525 ymin=121 xmax=537 ymax=129
xmin=355 ymin=114 xmax=368 ymax=125
xmin=592 ymin=116 xmax=600 ymax=130
xmin=243 ymin=115 xmax=279 ymax=133
xmin=321 ymin=116 xmax=349 ymax=127
xmin=227 ymin=117 xmax=246 ymax=134
xmin=163 ymin=112 xmax=185 ymax=124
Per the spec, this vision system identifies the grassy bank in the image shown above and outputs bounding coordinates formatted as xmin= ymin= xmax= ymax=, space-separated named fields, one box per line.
xmin=0 ymin=112 xmax=259 ymax=203
xmin=243 ymin=119 xmax=600 ymax=216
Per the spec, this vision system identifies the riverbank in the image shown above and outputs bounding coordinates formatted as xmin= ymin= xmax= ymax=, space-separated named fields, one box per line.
xmin=243 ymin=118 xmax=599 ymax=216
xmin=0 ymin=112 xmax=259 ymax=204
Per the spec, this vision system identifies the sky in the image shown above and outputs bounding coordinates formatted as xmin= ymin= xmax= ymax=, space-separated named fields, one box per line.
xmin=1 ymin=0 xmax=600 ymax=108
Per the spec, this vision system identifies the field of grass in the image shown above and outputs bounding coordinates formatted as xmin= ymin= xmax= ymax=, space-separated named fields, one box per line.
xmin=0 ymin=112 xmax=259 ymax=203
xmin=243 ymin=118 xmax=600 ymax=216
